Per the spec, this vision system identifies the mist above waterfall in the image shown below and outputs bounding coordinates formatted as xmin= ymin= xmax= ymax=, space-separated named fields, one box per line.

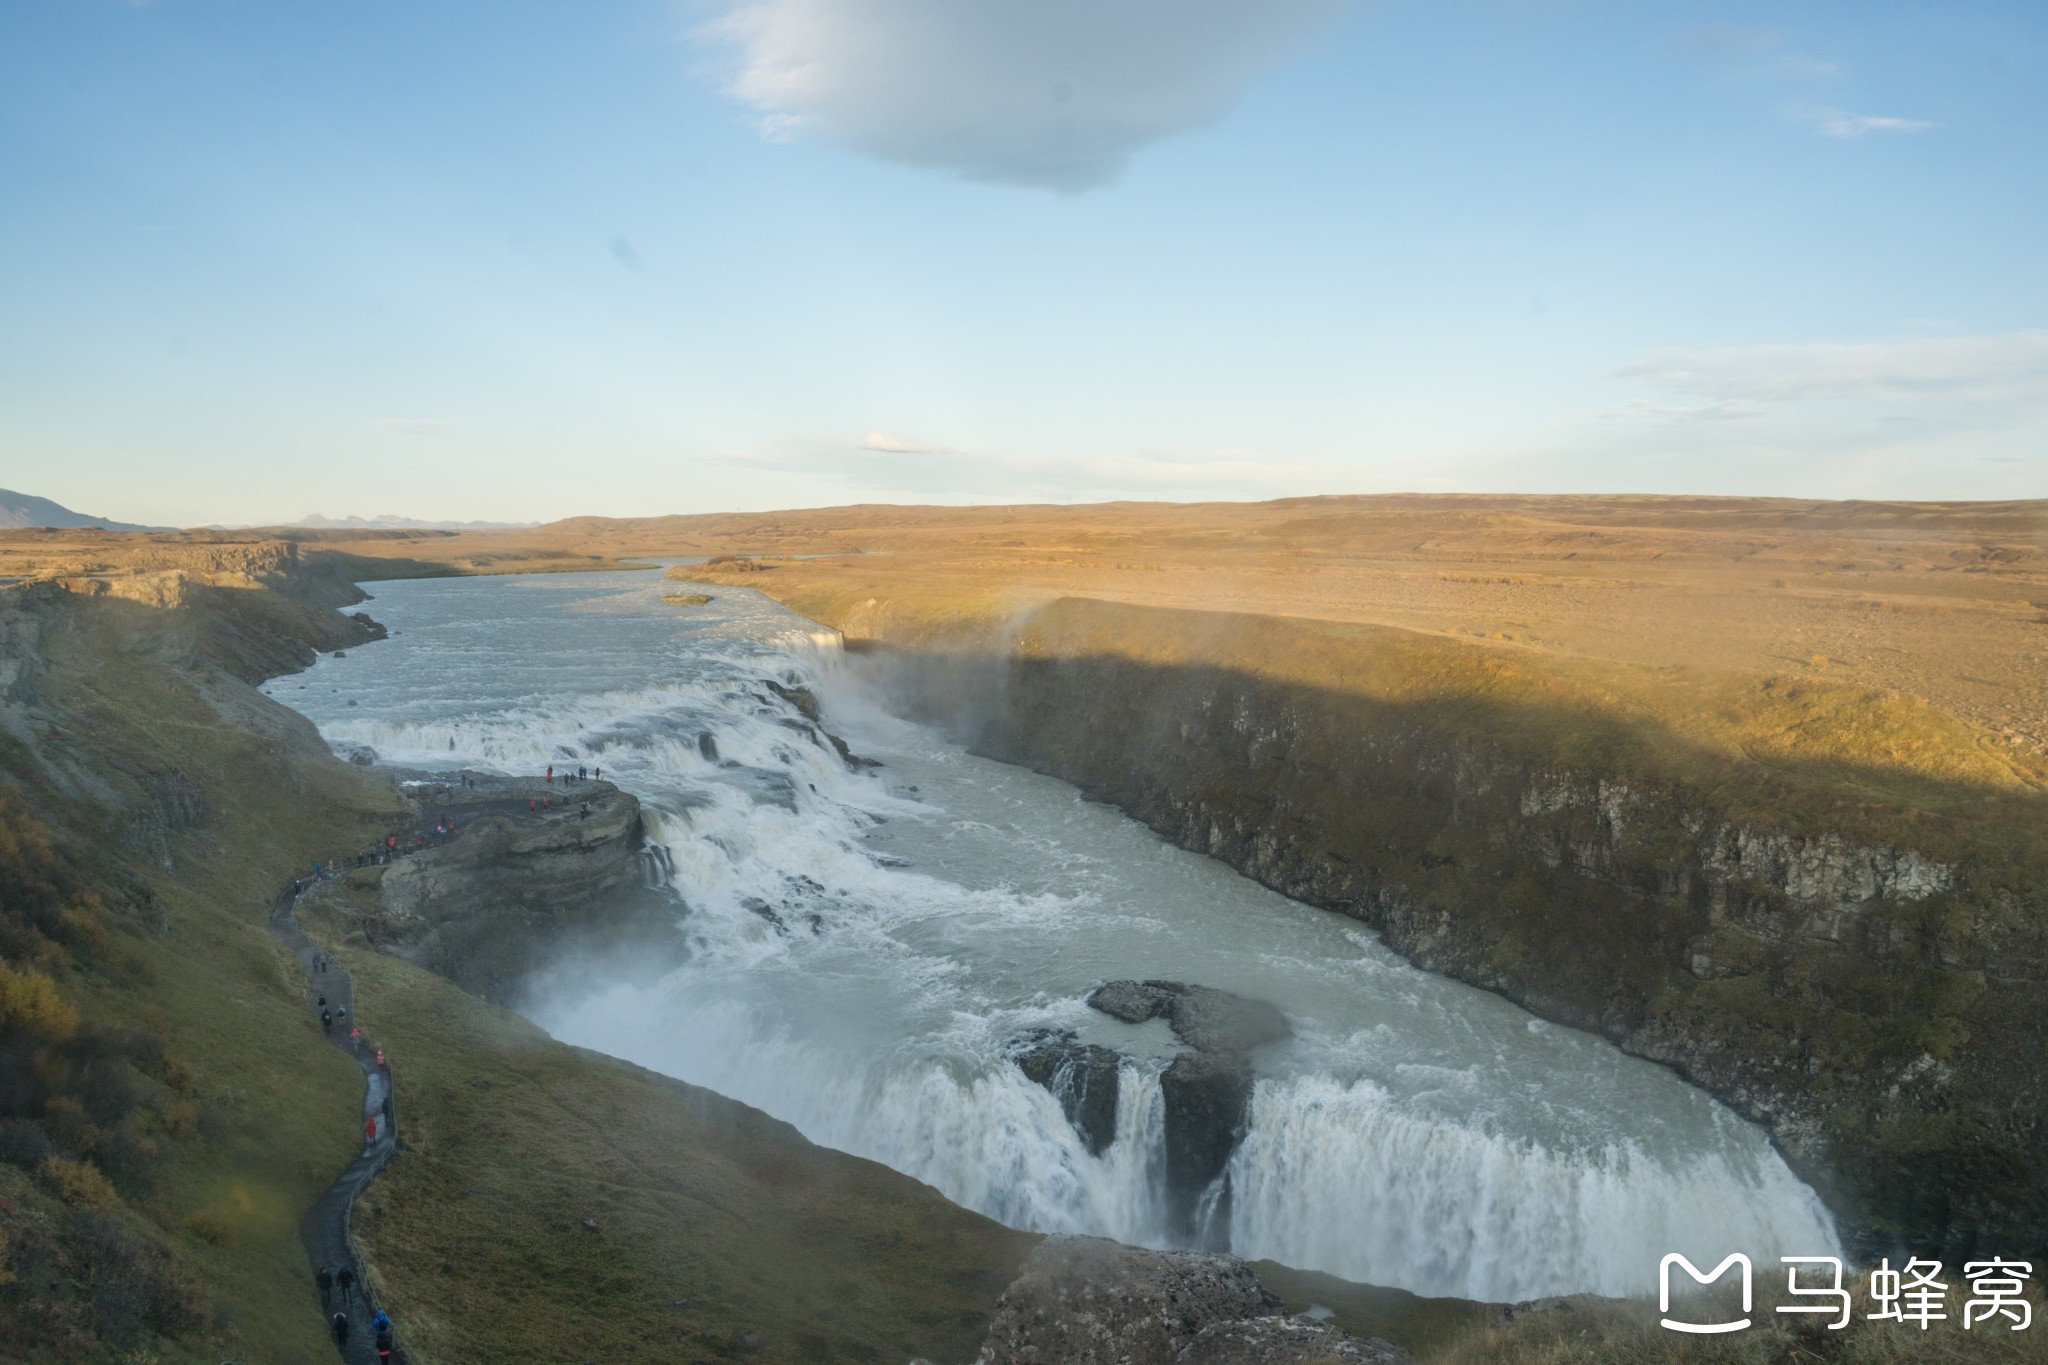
xmin=271 ymin=567 xmax=1840 ymax=1302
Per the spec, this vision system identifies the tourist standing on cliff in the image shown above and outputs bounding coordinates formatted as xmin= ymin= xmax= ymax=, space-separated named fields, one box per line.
xmin=546 ymin=764 xmax=553 ymax=783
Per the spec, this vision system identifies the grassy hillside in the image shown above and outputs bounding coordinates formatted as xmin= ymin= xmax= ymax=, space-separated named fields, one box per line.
xmin=0 ymin=591 xmax=407 ymax=1361
xmin=301 ymin=879 xmax=1033 ymax=1363
xmin=0 ymin=561 xmax=1036 ymax=1363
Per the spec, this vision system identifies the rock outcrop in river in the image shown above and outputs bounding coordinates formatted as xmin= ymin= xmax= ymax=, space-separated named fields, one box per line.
xmin=1091 ymin=981 xmax=1290 ymax=1246
xmin=1010 ymin=1029 xmax=1123 ymax=1156
xmin=1009 ymin=981 xmax=1291 ymax=1244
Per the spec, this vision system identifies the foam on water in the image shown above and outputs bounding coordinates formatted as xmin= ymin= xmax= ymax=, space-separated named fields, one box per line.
xmin=269 ymin=568 xmax=1840 ymax=1301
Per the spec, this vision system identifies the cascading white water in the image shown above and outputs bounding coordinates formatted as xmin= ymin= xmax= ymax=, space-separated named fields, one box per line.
xmin=270 ymin=567 xmax=1841 ymax=1302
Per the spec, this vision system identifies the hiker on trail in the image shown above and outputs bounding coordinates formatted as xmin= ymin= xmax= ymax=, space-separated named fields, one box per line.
xmin=546 ymin=764 xmax=553 ymax=782
xmin=382 ymin=1093 xmax=393 ymax=1125
xmin=317 ymin=1266 xmax=333 ymax=1302
xmin=351 ymin=1024 xmax=361 ymax=1042
xmin=318 ymin=995 xmax=326 ymax=1008
xmin=375 ymin=1047 xmax=386 ymax=1068
xmin=337 ymin=1266 xmax=355 ymax=1297
xmin=365 ymin=1115 xmax=378 ymax=1144
xmin=332 ymin=1312 xmax=349 ymax=1346
xmin=336 ymin=1005 xmax=348 ymax=1024
xmin=321 ymin=1008 xmax=333 ymax=1032
xmin=529 ymin=798 xmax=536 ymax=812
xmin=594 ymin=765 xmax=601 ymax=781
xmin=578 ymin=765 xmax=587 ymax=780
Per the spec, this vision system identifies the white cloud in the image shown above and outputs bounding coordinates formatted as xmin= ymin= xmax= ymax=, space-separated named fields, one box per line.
xmin=858 ymin=429 xmax=955 ymax=454
xmin=1616 ymin=332 xmax=2048 ymax=403
xmin=1807 ymin=106 xmax=1936 ymax=138
xmin=697 ymin=0 xmax=1346 ymax=191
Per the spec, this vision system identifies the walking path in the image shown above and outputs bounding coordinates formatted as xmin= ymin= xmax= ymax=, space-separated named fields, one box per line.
xmin=271 ymin=874 xmax=405 ymax=1364
xmin=266 ymin=771 xmax=617 ymax=1360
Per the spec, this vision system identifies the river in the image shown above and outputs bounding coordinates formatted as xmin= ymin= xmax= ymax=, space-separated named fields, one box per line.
xmin=266 ymin=567 xmax=1839 ymax=1302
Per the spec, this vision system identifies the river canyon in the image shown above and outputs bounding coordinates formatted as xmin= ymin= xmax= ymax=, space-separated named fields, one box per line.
xmin=266 ymin=567 xmax=1840 ymax=1304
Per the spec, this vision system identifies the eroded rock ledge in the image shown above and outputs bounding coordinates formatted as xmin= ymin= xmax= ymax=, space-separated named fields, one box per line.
xmin=327 ymin=770 xmax=686 ymax=1004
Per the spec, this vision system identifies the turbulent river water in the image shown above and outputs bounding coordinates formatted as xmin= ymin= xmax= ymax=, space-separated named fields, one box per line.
xmin=269 ymin=568 xmax=1840 ymax=1302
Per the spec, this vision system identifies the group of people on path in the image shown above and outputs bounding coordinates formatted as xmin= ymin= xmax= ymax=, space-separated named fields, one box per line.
xmin=318 ymin=1264 xmax=395 ymax=1359
xmin=544 ymin=763 xmax=600 ymax=784
xmin=303 ymin=805 xmax=484 ymax=882
xmin=296 ymin=894 xmax=401 ymax=1362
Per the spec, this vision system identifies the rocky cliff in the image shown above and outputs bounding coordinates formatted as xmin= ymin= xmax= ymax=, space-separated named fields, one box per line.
xmin=841 ymin=596 xmax=2048 ymax=1264
xmin=972 ymin=1236 xmax=1410 ymax=1365
xmin=311 ymin=774 xmax=687 ymax=1006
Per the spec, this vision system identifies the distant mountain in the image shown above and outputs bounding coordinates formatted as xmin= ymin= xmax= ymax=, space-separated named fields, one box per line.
xmin=290 ymin=513 xmax=540 ymax=531
xmin=0 ymin=488 xmax=166 ymax=532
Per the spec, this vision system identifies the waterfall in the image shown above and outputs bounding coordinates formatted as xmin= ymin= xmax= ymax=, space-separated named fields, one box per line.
xmin=272 ymin=569 xmax=1842 ymax=1302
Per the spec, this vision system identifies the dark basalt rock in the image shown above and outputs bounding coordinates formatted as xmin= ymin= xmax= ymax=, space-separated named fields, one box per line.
xmin=1168 ymin=988 xmax=1291 ymax=1056
xmin=1160 ymin=1050 xmax=1254 ymax=1244
xmin=1011 ymin=1029 xmax=1122 ymax=1155
xmin=1176 ymin=1316 xmax=1411 ymax=1364
xmin=975 ymin=1235 xmax=1282 ymax=1365
xmin=698 ymin=731 xmax=719 ymax=761
xmin=763 ymin=678 xmax=822 ymax=724
xmin=1088 ymin=980 xmax=1290 ymax=1244
xmin=1088 ymin=980 xmax=1291 ymax=1055
xmin=1089 ymin=978 xmax=1181 ymax=1024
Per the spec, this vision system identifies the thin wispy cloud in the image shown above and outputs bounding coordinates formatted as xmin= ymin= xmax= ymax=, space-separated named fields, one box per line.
xmin=858 ymin=430 xmax=958 ymax=455
xmin=696 ymin=0 xmax=1347 ymax=191
xmin=711 ymin=432 xmax=1342 ymax=500
xmin=1617 ymin=332 xmax=2048 ymax=403
xmin=1670 ymin=26 xmax=1842 ymax=84
xmin=1671 ymin=26 xmax=1935 ymax=143
xmin=1540 ymin=333 xmax=2048 ymax=498
xmin=1805 ymin=106 xmax=1937 ymax=139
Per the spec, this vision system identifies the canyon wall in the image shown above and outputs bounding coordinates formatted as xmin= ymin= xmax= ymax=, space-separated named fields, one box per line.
xmin=845 ymin=596 xmax=2047 ymax=1264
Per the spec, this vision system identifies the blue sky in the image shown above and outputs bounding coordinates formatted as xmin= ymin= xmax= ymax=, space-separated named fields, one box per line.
xmin=2 ymin=0 xmax=2043 ymax=526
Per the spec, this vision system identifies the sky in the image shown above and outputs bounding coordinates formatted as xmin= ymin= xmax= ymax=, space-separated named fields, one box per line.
xmin=1 ymin=0 xmax=2044 ymax=526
